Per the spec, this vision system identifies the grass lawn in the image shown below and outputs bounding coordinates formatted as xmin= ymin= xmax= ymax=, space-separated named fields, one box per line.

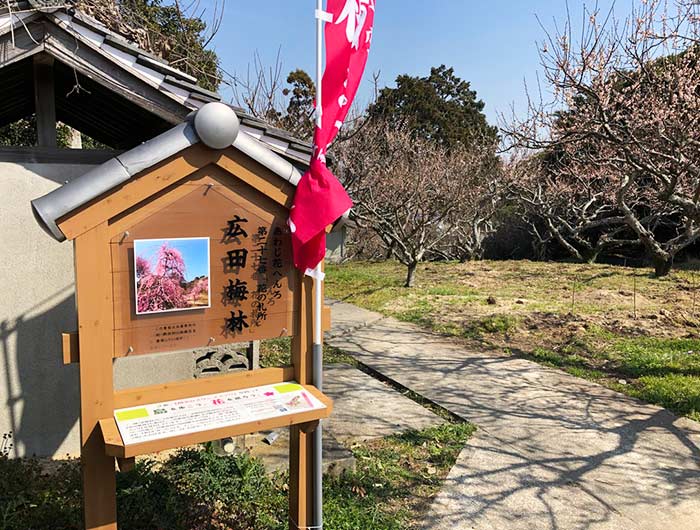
xmin=325 ymin=260 xmax=700 ymax=422
xmin=0 ymin=423 xmax=473 ymax=530
xmin=259 ymin=337 xmax=355 ymax=368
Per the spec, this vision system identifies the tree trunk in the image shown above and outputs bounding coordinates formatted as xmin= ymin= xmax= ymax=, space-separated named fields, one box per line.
xmin=459 ymin=248 xmax=473 ymax=263
xmin=618 ymin=194 xmax=673 ymax=277
xmin=652 ymin=255 xmax=673 ymax=277
xmin=531 ymin=239 xmax=547 ymax=261
xmin=584 ymin=249 xmax=600 ymax=264
xmin=405 ymin=261 xmax=418 ymax=288
xmin=548 ymin=224 xmax=584 ymax=262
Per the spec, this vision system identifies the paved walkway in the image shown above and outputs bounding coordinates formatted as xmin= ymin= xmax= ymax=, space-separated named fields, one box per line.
xmin=249 ymin=363 xmax=444 ymax=473
xmin=326 ymin=300 xmax=700 ymax=530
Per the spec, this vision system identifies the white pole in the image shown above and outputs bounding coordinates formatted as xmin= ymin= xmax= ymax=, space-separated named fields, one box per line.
xmin=312 ymin=1 xmax=324 ymax=528
xmin=313 ymin=0 xmax=324 ymax=346
xmin=313 ymin=0 xmax=324 ymax=347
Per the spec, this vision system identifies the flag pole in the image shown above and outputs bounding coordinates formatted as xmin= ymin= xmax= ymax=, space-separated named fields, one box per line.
xmin=312 ymin=1 xmax=325 ymax=528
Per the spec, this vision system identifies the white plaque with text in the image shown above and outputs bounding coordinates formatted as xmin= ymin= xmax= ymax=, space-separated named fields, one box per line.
xmin=114 ymin=382 xmax=325 ymax=445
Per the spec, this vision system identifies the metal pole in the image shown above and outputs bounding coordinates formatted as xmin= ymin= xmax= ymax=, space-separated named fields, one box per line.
xmin=312 ymin=1 xmax=324 ymax=528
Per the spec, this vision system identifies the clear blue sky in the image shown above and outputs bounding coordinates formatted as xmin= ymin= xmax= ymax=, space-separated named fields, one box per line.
xmin=135 ymin=238 xmax=210 ymax=280
xmin=203 ymin=1 xmax=635 ymax=127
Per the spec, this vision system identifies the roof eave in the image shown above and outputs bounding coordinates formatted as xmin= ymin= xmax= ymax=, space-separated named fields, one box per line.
xmin=31 ymin=107 xmax=304 ymax=242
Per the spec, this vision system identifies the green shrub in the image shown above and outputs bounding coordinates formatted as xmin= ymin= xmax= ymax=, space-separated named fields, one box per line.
xmin=117 ymin=459 xmax=199 ymax=530
xmin=0 ymin=456 xmax=82 ymax=530
xmin=0 ymin=450 xmax=288 ymax=530
xmin=0 ymin=421 xmax=475 ymax=530
xmin=127 ymin=449 xmax=287 ymax=530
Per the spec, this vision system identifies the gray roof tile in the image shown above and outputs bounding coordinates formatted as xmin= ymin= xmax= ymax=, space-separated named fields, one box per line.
xmin=103 ymin=33 xmax=160 ymax=62
xmin=2 ymin=5 xmax=313 ymax=157
xmin=136 ymin=55 xmax=197 ymax=84
xmin=164 ymin=75 xmax=220 ymax=101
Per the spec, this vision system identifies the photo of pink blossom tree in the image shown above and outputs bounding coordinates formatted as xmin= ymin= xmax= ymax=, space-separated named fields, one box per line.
xmin=134 ymin=237 xmax=210 ymax=315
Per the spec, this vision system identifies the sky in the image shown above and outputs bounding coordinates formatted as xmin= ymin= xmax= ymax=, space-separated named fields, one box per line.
xmin=200 ymin=0 xmax=637 ymax=127
xmin=135 ymin=238 xmax=210 ymax=281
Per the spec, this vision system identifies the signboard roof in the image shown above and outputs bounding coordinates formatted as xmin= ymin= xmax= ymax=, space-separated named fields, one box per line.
xmin=31 ymin=103 xmax=303 ymax=242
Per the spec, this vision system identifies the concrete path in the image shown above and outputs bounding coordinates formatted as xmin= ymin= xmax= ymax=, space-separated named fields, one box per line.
xmin=326 ymin=301 xmax=700 ymax=530
xmin=321 ymin=363 xmax=444 ymax=446
xmin=325 ymin=298 xmax=384 ymax=339
xmin=250 ymin=363 xmax=444 ymax=473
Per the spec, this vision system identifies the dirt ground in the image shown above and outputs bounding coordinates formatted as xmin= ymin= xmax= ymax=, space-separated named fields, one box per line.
xmin=332 ymin=259 xmax=700 ymax=341
xmin=326 ymin=260 xmax=700 ymax=420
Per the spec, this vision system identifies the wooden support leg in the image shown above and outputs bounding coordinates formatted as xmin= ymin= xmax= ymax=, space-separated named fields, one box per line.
xmin=75 ymin=223 xmax=118 ymax=530
xmin=289 ymin=424 xmax=315 ymax=530
xmin=82 ymin=438 xmax=117 ymax=530
xmin=289 ymin=273 xmax=316 ymax=529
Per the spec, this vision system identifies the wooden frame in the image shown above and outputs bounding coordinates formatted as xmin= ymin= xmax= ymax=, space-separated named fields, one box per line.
xmin=61 ymin=145 xmax=328 ymax=530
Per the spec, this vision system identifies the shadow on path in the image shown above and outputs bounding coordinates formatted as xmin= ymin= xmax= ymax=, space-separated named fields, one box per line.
xmin=327 ymin=303 xmax=700 ymax=530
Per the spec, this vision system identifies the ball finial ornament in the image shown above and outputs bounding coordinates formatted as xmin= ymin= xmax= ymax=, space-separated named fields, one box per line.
xmin=194 ymin=102 xmax=240 ymax=150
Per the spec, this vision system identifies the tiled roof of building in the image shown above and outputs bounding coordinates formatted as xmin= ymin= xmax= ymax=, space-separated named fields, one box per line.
xmin=0 ymin=2 xmax=312 ymax=161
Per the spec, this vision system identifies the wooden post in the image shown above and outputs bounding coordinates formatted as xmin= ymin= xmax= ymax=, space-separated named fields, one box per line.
xmin=33 ymin=54 xmax=57 ymax=148
xmin=247 ymin=340 xmax=260 ymax=370
xmin=74 ymin=223 xmax=117 ymax=530
xmin=289 ymin=272 xmax=315 ymax=529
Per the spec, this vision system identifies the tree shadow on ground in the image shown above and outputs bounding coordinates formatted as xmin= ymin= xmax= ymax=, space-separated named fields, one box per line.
xmin=1 ymin=289 xmax=79 ymax=457
xmin=330 ymin=320 xmax=700 ymax=530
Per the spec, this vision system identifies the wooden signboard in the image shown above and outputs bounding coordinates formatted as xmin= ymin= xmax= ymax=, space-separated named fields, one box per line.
xmin=109 ymin=177 xmax=295 ymax=357
xmin=47 ymin=144 xmax=330 ymax=530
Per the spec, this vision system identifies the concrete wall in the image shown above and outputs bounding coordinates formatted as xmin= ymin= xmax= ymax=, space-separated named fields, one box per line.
xmin=0 ymin=161 xmax=200 ymax=458
xmin=0 ymin=161 xmax=87 ymax=458
xmin=326 ymin=226 xmax=346 ymax=263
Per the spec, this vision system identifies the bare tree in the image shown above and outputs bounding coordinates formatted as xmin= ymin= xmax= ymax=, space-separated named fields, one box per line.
xmin=78 ymin=0 xmax=224 ymax=90
xmin=227 ymin=54 xmax=326 ymax=142
xmin=338 ymin=120 xmax=499 ymax=287
xmin=436 ymin=143 xmax=502 ymax=262
xmin=503 ymin=151 xmax=638 ymax=263
xmin=227 ymin=50 xmax=286 ymax=125
xmin=503 ymin=0 xmax=700 ymax=275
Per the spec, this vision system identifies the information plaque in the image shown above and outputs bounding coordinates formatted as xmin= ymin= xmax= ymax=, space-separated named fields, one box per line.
xmin=114 ymin=382 xmax=326 ymax=445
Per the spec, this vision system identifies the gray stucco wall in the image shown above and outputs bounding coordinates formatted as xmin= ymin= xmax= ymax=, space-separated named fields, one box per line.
xmin=0 ymin=162 xmax=87 ymax=458
xmin=0 ymin=162 xmax=197 ymax=458
xmin=0 ymin=161 xmax=247 ymax=458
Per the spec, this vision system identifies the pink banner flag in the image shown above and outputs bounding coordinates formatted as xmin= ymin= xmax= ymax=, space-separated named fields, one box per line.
xmin=289 ymin=0 xmax=376 ymax=272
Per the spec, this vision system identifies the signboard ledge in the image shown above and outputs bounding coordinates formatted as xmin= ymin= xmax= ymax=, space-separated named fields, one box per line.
xmin=99 ymin=384 xmax=332 ymax=459
xmin=114 ymin=365 xmax=296 ymax=409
